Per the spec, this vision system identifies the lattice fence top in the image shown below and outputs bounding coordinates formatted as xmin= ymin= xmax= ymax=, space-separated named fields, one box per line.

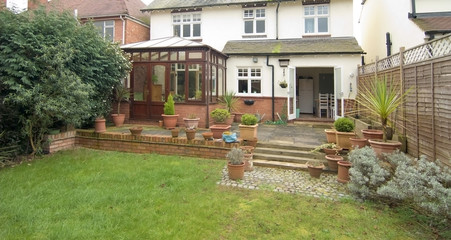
xmin=359 ymin=34 xmax=451 ymax=75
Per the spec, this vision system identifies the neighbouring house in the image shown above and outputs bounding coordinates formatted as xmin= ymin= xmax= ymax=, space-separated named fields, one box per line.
xmin=122 ymin=0 xmax=364 ymax=127
xmin=27 ymin=0 xmax=150 ymax=45
xmin=355 ymin=0 xmax=451 ymax=63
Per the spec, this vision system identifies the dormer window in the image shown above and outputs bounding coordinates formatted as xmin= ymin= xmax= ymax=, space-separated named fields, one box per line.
xmin=243 ymin=8 xmax=266 ymax=35
xmin=173 ymin=13 xmax=201 ymax=38
xmin=304 ymin=5 xmax=329 ymax=34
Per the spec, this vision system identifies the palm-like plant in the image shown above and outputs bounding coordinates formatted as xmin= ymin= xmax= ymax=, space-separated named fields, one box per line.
xmin=114 ymin=84 xmax=129 ymax=115
xmin=219 ymin=91 xmax=239 ymax=113
xmin=357 ymin=76 xmax=412 ymax=142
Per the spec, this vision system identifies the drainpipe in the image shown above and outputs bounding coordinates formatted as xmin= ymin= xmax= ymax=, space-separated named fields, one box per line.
xmin=276 ymin=0 xmax=280 ymax=40
xmin=120 ymin=15 xmax=126 ymax=45
xmin=386 ymin=32 xmax=392 ymax=56
xmin=409 ymin=0 xmax=417 ymax=18
xmin=266 ymin=55 xmax=275 ymax=121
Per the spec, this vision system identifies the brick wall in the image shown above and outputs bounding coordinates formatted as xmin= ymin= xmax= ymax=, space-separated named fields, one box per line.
xmin=125 ymin=19 xmax=149 ymax=44
xmin=111 ymin=101 xmax=130 ymax=123
xmin=234 ymin=96 xmax=287 ymax=122
xmin=46 ymin=130 xmax=241 ymax=160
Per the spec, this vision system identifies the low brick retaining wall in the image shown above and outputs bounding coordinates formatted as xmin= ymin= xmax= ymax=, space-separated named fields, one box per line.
xmin=46 ymin=130 xmax=240 ymax=160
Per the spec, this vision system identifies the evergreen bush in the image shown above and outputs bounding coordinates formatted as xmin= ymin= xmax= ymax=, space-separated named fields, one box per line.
xmin=163 ymin=94 xmax=175 ymax=115
xmin=226 ymin=148 xmax=244 ymax=165
xmin=241 ymin=114 xmax=258 ymax=125
xmin=334 ymin=117 xmax=355 ymax=132
xmin=210 ymin=109 xmax=230 ymax=123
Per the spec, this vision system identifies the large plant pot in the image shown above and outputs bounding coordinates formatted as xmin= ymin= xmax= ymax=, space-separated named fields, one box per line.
xmin=227 ymin=162 xmax=245 ymax=180
xmin=129 ymin=127 xmax=143 ymax=136
xmin=202 ymin=132 xmax=213 ymax=140
xmin=323 ymin=147 xmax=342 ymax=155
xmin=325 ymin=155 xmax=343 ymax=171
xmin=210 ymin=125 xmax=231 ymax=139
xmin=239 ymin=146 xmax=255 ymax=154
xmin=246 ymin=137 xmax=258 ymax=148
xmin=225 ymin=114 xmax=235 ymax=125
xmin=162 ymin=114 xmax=179 ymax=129
xmin=243 ymin=153 xmax=253 ymax=171
xmin=185 ymin=129 xmax=196 ymax=140
xmin=324 ymin=129 xmax=337 ymax=143
xmin=307 ymin=164 xmax=324 ymax=178
xmin=183 ymin=118 xmax=200 ymax=129
xmin=368 ymin=139 xmax=402 ymax=159
xmin=171 ymin=129 xmax=179 ymax=138
xmin=111 ymin=114 xmax=125 ymax=127
xmin=337 ymin=161 xmax=352 ymax=183
xmin=95 ymin=118 xmax=106 ymax=133
xmin=234 ymin=112 xmax=244 ymax=123
xmin=361 ymin=129 xmax=383 ymax=140
xmin=238 ymin=124 xmax=258 ymax=141
xmin=335 ymin=131 xmax=356 ymax=150
xmin=349 ymin=137 xmax=368 ymax=150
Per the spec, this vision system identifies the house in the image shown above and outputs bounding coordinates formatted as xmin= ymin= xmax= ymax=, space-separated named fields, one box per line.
xmin=122 ymin=0 xmax=364 ymax=127
xmin=355 ymin=0 xmax=451 ymax=63
xmin=27 ymin=0 xmax=150 ymax=45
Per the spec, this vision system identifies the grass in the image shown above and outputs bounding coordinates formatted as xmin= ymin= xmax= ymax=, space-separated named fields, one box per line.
xmin=0 ymin=148 xmax=439 ymax=239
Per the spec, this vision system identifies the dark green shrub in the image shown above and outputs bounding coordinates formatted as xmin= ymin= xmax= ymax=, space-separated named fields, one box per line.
xmin=241 ymin=114 xmax=258 ymax=125
xmin=163 ymin=94 xmax=175 ymax=115
xmin=210 ymin=109 xmax=230 ymax=123
xmin=334 ymin=117 xmax=355 ymax=132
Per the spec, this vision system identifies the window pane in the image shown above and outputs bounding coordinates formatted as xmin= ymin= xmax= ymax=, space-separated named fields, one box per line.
xmin=183 ymin=24 xmax=191 ymax=37
xmin=141 ymin=52 xmax=149 ymax=61
xmin=133 ymin=66 xmax=147 ymax=101
xmin=179 ymin=51 xmax=186 ymax=60
xmin=151 ymin=52 xmax=158 ymax=61
xmin=171 ymin=63 xmax=185 ymax=103
xmin=318 ymin=17 xmax=328 ymax=32
xmin=256 ymin=9 xmax=265 ymax=18
xmin=318 ymin=6 xmax=329 ymax=15
xmin=173 ymin=15 xmax=181 ymax=23
xmin=183 ymin=15 xmax=190 ymax=22
xmin=160 ymin=52 xmax=169 ymax=61
xmin=256 ymin=20 xmax=265 ymax=33
xmin=152 ymin=65 xmax=165 ymax=102
xmin=105 ymin=27 xmax=113 ymax=41
xmin=193 ymin=14 xmax=201 ymax=21
xmin=244 ymin=9 xmax=253 ymax=18
xmin=105 ymin=20 xmax=114 ymax=26
xmin=173 ymin=25 xmax=180 ymax=36
xmin=305 ymin=18 xmax=314 ymax=33
xmin=188 ymin=64 xmax=202 ymax=101
xmin=238 ymin=80 xmax=248 ymax=93
xmin=251 ymin=80 xmax=261 ymax=94
xmin=189 ymin=52 xmax=202 ymax=59
xmin=244 ymin=21 xmax=253 ymax=33
xmin=193 ymin=24 xmax=201 ymax=37
xmin=305 ymin=6 xmax=314 ymax=15
xmin=211 ymin=66 xmax=217 ymax=97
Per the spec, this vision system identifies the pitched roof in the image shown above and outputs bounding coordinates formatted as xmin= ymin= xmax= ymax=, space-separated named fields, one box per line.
xmin=412 ymin=16 xmax=451 ymax=33
xmin=46 ymin=0 xmax=147 ymax=20
xmin=143 ymin=0 xmax=294 ymax=11
xmin=222 ymin=37 xmax=364 ymax=55
xmin=121 ymin=36 xmax=208 ymax=49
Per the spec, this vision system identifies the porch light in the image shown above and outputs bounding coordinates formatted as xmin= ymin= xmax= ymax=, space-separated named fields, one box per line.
xmin=278 ymin=59 xmax=290 ymax=67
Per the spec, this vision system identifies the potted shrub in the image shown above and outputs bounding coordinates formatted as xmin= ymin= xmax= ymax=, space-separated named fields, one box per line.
xmin=111 ymin=84 xmax=129 ymax=127
xmin=185 ymin=127 xmax=196 ymax=140
xmin=239 ymin=145 xmax=254 ymax=171
xmin=357 ymin=76 xmax=412 ymax=157
xmin=183 ymin=113 xmax=200 ymax=129
xmin=219 ymin=91 xmax=239 ymax=124
xmin=307 ymin=161 xmax=324 ymax=178
xmin=210 ymin=108 xmax=231 ymax=138
xmin=334 ymin=117 xmax=355 ymax=150
xmin=324 ymin=128 xmax=337 ymax=143
xmin=129 ymin=126 xmax=143 ymax=136
xmin=238 ymin=113 xmax=258 ymax=141
xmin=226 ymin=148 xmax=245 ymax=180
xmin=312 ymin=143 xmax=342 ymax=155
xmin=279 ymin=80 xmax=288 ymax=88
xmin=162 ymin=93 xmax=179 ymax=129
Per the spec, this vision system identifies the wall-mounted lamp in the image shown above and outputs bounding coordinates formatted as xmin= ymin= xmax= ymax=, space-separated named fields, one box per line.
xmin=252 ymin=57 xmax=258 ymax=63
xmin=278 ymin=59 xmax=290 ymax=67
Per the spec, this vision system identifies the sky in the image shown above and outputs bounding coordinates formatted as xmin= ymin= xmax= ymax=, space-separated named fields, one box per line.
xmin=6 ymin=0 xmax=154 ymax=12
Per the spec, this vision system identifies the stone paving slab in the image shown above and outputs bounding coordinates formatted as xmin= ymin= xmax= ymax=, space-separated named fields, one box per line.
xmin=217 ymin=166 xmax=351 ymax=201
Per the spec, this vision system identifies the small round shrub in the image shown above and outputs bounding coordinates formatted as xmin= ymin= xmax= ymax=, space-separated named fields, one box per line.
xmin=241 ymin=113 xmax=258 ymax=125
xmin=210 ymin=108 xmax=230 ymax=123
xmin=334 ymin=117 xmax=355 ymax=132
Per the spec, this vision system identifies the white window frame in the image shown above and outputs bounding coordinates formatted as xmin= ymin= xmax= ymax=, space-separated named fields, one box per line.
xmin=94 ymin=20 xmax=115 ymax=42
xmin=303 ymin=4 xmax=329 ymax=35
xmin=243 ymin=8 xmax=266 ymax=35
xmin=237 ymin=67 xmax=262 ymax=95
xmin=172 ymin=13 xmax=201 ymax=38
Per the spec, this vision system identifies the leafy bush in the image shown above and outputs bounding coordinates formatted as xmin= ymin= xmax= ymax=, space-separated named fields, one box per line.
xmin=334 ymin=117 xmax=355 ymax=132
xmin=241 ymin=114 xmax=258 ymax=125
xmin=348 ymin=147 xmax=451 ymax=219
xmin=226 ymin=148 xmax=244 ymax=165
xmin=163 ymin=94 xmax=175 ymax=115
xmin=210 ymin=108 xmax=230 ymax=123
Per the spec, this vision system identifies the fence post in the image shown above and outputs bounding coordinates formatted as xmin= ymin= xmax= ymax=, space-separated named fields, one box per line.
xmin=399 ymin=47 xmax=405 ymax=136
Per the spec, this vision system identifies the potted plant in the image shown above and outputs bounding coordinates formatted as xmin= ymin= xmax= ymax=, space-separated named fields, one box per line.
xmin=334 ymin=117 xmax=356 ymax=150
xmin=337 ymin=161 xmax=352 ymax=183
xmin=324 ymin=128 xmax=337 ymax=143
xmin=111 ymin=84 xmax=129 ymax=127
xmin=238 ymin=113 xmax=258 ymax=141
xmin=226 ymin=148 xmax=245 ymax=180
xmin=94 ymin=117 xmax=107 ymax=133
xmin=129 ymin=126 xmax=143 ymax=136
xmin=307 ymin=161 xmax=324 ymax=178
xmin=171 ymin=128 xmax=179 ymax=138
xmin=349 ymin=137 xmax=368 ymax=150
xmin=240 ymin=146 xmax=254 ymax=172
xmin=210 ymin=108 xmax=231 ymax=138
xmin=325 ymin=154 xmax=344 ymax=171
xmin=279 ymin=80 xmax=288 ymax=88
xmin=202 ymin=131 xmax=213 ymax=140
xmin=311 ymin=143 xmax=342 ymax=155
xmin=185 ymin=126 xmax=196 ymax=140
xmin=183 ymin=113 xmax=200 ymax=129
xmin=219 ymin=91 xmax=239 ymax=124
xmin=357 ymin=76 xmax=412 ymax=157
xmin=162 ymin=93 xmax=179 ymax=129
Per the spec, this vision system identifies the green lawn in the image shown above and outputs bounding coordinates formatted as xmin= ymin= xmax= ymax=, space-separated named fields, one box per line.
xmin=0 ymin=149 xmax=437 ymax=239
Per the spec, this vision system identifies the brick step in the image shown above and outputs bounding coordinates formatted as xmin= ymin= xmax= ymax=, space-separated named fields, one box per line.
xmin=252 ymin=152 xmax=324 ymax=164
xmin=254 ymin=147 xmax=321 ymax=159
xmin=256 ymin=142 xmax=315 ymax=152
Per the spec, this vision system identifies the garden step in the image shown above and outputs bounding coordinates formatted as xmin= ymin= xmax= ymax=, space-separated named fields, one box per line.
xmin=252 ymin=153 xmax=325 ymax=165
xmin=256 ymin=142 xmax=314 ymax=152
xmin=254 ymin=147 xmax=321 ymax=159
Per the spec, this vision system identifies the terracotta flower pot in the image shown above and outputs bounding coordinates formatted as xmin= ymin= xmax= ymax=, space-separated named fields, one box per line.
xmin=202 ymin=132 xmax=213 ymax=140
xmin=111 ymin=114 xmax=125 ymax=127
xmin=323 ymin=147 xmax=342 ymax=155
xmin=336 ymin=131 xmax=356 ymax=150
xmin=368 ymin=139 xmax=402 ymax=159
xmin=325 ymin=155 xmax=343 ymax=171
xmin=337 ymin=161 xmax=352 ymax=183
xmin=324 ymin=129 xmax=337 ymax=143
xmin=171 ymin=129 xmax=179 ymax=137
xmin=239 ymin=146 xmax=255 ymax=154
xmin=95 ymin=118 xmax=106 ymax=133
xmin=349 ymin=137 xmax=368 ymax=150
xmin=185 ymin=129 xmax=196 ymax=140
xmin=243 ymin=153 xmax=253 ymax=171
xmin=227 ymin=162 xmax=245 ymax=180
xmin=210 ymin=125 xmax=231 ymax=139
xmin=307 ymin=164 xmax=324 ymax=178
xmin=361 ymin=129 xmax=383 ymax=140
xmin=162 ymin=114 xmax=179 ymax=129
xmin=129 ymin=127 xmax=143 ymax=136
xmin=183 ymin=118 xmax=200 ymax=129
xmin=239 ymin=124 xmax=258 ymax=141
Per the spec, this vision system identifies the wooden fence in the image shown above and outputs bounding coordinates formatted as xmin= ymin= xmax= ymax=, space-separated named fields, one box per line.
xmin=357 ymin=34 xmax=451 ymax=166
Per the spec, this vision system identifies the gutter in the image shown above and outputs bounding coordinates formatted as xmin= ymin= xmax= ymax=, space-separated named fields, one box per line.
xmin=120 ymin=15 xmax=126 ymax=45
xmin=266 ymin=55 xmax=275 ymax=121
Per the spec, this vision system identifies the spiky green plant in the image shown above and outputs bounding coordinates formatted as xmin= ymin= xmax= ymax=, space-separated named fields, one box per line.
xmin=219 ymin=91 xmax=239 ymax=113
xmin=164 ymin=93 xmax=175 ymax=115
xmin=357 ymin=76 xmax=412 ymax=141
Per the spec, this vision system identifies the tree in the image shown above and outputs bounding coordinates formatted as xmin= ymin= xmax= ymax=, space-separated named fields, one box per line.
xmin=0 ymin=9 xmax=131 ymax=154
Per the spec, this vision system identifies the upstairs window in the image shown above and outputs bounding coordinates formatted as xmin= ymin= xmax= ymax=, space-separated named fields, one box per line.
xmin=93 ymin=20 xmax=115 ymax=42
xmin=243 ymin=8 xmax=266 ymax=35
xmin=173 ymin=13 xmax=201 ymax=38
xmin=304 ymin=5 xmax=329 ymax=34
